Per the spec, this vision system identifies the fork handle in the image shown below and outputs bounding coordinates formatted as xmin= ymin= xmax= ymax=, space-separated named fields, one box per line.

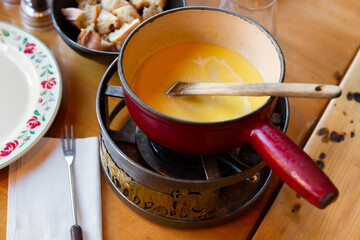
xmin=70 ymin=224 xmax=83 ymax=240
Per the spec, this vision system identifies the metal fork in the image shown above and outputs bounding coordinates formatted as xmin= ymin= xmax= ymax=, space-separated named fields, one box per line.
xmin=61 ymin=125 xmax=83 ymax=240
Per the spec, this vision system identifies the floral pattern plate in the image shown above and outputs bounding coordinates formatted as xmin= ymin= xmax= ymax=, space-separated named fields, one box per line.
xmin=0 ymin=21 xmax=61 ymax=169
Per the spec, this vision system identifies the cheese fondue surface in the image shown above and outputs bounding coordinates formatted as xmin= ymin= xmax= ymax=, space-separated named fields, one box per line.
xmin=131 ymin=42 xmax=269 ymax=122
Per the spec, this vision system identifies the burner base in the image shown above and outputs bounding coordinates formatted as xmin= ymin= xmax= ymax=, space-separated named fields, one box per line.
xmin=100 ymin=139 xmax=272 ymax=227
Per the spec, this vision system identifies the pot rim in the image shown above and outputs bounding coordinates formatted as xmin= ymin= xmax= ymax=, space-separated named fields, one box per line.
xmin=118 ymin=6 xmax=285 ymax=125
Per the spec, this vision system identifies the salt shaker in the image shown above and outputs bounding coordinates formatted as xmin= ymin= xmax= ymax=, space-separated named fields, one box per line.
xmin=19 ymin=0 xmax=52 ymax=30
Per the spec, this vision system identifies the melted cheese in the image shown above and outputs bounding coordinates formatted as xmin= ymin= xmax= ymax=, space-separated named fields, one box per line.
xmin=131 ymin=42 xmax=268 ymax=122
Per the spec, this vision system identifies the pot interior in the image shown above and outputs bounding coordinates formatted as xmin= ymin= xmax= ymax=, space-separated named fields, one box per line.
xmin=121 ymin=7 xmax=284 ymax=89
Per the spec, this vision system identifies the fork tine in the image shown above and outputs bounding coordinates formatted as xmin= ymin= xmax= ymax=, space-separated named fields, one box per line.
xmin=61 ymin=129 xmax=65 ymax=150
xmin=71 ymin=125 xmax=75 ymax=152
xmin=65 ymin=125 xmax=70 ymax=150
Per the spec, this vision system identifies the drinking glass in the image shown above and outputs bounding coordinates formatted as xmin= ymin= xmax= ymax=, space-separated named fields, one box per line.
xmin=219 ymin=0 xmax=277 ymax=37
xmin=2 ymin=0 xmax=20 ymax=5
xmin=20 ymin=0 xmax=52 ymax=30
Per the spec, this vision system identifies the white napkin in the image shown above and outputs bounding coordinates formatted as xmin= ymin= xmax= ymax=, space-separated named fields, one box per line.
xmin=6 ymin=137 xmax=102 ymax=240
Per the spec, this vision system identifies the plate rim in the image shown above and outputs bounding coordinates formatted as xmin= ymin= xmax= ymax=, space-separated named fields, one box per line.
xmin=0 ymin=20 xmax=62 ymax=169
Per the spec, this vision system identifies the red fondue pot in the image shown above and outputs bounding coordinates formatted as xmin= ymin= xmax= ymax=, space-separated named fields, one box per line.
xmin=118 ymin=7 xmax=338 ymax=208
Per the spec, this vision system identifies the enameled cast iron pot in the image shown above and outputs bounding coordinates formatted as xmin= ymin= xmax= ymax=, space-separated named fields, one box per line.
xmin=117 ymin=7 xmax=338 ymax=208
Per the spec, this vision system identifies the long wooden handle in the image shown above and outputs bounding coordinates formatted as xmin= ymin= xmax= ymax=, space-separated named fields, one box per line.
xmin=168 ymin=82 xmax=342 ymax=98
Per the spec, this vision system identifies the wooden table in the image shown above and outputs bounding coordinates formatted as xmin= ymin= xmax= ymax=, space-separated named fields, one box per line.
xmin=0 ymin=0 xmax=359 ymax=239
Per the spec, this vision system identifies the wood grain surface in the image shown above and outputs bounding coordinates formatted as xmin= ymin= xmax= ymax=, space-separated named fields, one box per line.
xmin=253 ymin=49 xmax=360 ymax=240
xmin=0 ymin=0 xmax=359 ymax=239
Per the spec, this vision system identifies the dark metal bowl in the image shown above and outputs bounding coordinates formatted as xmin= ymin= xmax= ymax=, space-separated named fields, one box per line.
xmin=51 ymin=0 xmax=186 ymax=65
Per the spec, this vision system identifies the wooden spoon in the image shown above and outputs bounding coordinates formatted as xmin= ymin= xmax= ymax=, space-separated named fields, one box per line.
xmin=167 ymin=82 xmax=342 ymax=98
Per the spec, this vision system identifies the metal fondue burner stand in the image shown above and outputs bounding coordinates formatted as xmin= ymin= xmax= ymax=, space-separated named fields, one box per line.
xmin=96 ymin=60 xmax=289 ymax=227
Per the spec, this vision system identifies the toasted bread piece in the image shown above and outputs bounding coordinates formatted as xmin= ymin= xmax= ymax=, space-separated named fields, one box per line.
xmin=86 ymin=23 xmax=96 ymax=31
xmin=101 ymin=0 xmax=130 ymax=11
xmin=129 ymin=0 xmax=148 ymax=10
xmin=101 ymin=39 xmax=117 ymax=51
xmin=109 ymin=18 xmax=140 ymax=50
xmin=79 ymin=4 xmax=100 ymax=29
xmin=96 ymin=9 xmax=121 ymax=35
xmin=142 ymin=4 xmax=163 ymax=20
xmin=146 ymin=0 xmax=167 ymax=8
xmin=100 ymin=33 xmax=110 ymax=41
xmin=130 ymin=0 xmax=166 ymax=11
xmin=83 ymin=2 xmax=103 ymax=11
xmin=77 ymin=28 xmax=102 ymax=50
xmin=112 ymin=5 xmax=141 ymax=24
xmin=76 ymin=0 xmax=98 ymax=9
xmin=61 ymin=8 xmax=85 ymax=30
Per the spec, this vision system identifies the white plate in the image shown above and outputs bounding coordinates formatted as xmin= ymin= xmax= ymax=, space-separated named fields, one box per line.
xmin=0 ymin=21 xmax=62 ymax=168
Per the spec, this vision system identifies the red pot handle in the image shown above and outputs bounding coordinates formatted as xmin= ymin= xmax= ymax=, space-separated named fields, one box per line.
xmin=249 ymin=122 xmax=338 ymax=209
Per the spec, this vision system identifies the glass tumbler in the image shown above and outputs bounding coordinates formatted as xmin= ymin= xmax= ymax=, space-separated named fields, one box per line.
xmin=20 ymin=0 xmax=52 ymax=30
xmin=219 ymin=0 xmax=277 ymax=37
xmin=2 ymin=0 xmax=21 ymax=5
